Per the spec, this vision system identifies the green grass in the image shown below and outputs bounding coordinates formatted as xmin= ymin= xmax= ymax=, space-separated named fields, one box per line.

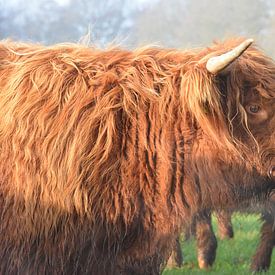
xmin=163 ymin=214 xmax=275 ymax=274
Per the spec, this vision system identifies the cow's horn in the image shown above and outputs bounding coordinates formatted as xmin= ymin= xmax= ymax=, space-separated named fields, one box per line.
xmin=206 ymin=38 xmax=254 ymax=74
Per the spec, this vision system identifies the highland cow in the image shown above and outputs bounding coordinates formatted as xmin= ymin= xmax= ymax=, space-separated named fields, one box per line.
xmin=0 ymin=38 xmax=274 ymax=274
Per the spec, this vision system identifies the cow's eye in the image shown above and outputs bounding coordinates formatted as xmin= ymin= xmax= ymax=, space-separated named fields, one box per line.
xmin=247 ymin=104 xmax=261 ymax=114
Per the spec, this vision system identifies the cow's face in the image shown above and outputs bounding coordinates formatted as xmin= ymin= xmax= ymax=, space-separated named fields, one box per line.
xmin=228 ymin=58 xmax=274 ymax=181
xmin=205 ymin=39 xmax=275 ymax=181
xmin=243 ymin=85 xmax=275 ymax=179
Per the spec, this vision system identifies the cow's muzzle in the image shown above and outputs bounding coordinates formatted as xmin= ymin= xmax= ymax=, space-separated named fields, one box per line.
xmin=268 ymin=165 xmax=275 ymax=180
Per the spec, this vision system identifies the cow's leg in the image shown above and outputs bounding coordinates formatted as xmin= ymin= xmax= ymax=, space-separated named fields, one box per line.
xmin=184 ymin=216 xmax=196 ymax=241
xmin=216 ymin=210 xmax=234 ymax=239
xmin=251 ymin=211 xmax=275 ymax=272
xmin=195 ymin=210 xmax=217 ymax=269
xmin=166 ymin=237 xmax=183 ymax=268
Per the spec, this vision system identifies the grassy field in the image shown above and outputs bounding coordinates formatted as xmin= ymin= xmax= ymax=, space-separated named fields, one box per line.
xmin=164 ymin=214 xmax=275 ymax=275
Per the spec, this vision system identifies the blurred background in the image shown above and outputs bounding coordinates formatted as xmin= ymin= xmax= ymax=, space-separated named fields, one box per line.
xmin=0 ymin=0 xmax=274 ymax=57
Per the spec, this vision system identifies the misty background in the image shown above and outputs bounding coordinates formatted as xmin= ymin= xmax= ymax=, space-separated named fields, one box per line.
xmin=0 ymin=0 xmax=274 ymax=57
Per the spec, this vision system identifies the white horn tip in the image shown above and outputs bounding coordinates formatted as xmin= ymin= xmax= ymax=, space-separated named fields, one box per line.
xmin=246 ymin=38 xmax=254 ymax=45
xmin=206 ymin=38 xmax=254 ymax=74
xmin=242 ymin=38 xmax=254 ymax=49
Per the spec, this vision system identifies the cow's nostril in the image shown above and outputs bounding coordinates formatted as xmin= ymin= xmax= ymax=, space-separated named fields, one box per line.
xmin=268 ymin=165 xmax=275 ymax=179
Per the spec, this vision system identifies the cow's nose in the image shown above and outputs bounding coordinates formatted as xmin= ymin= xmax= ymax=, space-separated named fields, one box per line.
xmin=268 ymin=165 xmax=275 ymax=179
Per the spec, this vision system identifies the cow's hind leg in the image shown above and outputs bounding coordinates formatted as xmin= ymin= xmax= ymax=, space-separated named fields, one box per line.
xmin=216 ymin=210 xmax=234 ymax=240
xmin=166 ymin=237 xmax=183 ymax=268
xmin=195 ymin=210 xmax=217 ymax=269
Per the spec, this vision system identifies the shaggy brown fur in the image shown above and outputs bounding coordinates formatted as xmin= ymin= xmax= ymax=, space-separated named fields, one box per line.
xmin=0 ymin=38 xmax=274 ymax=274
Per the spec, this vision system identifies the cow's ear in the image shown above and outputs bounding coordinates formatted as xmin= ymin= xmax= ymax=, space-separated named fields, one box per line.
xmin=206 ymin=39 xmax=253 ymax=75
